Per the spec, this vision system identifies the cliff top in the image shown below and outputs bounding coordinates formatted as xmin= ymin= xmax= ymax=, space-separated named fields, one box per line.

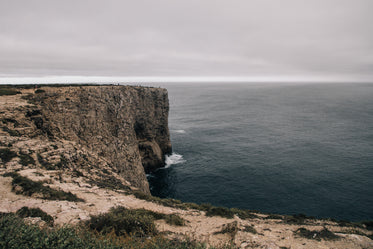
xmin=0 ymin=83 xmax=159 ymax=88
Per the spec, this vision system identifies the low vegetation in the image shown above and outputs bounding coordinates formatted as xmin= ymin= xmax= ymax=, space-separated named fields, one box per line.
xmin=214 ymin=221 xmax=238 ymax=236
xmin=19 ymin=151 xmax=35 ymax=166
xmin=72 ymin=169 xmax=84 ymax=177
xmin=0 ymin=148 xmax=18 ymax=163
xmin=86 ymin=207 xmax=158 ymax=237
xmin=1 ymin=126 xmax=20 ymax=136
xmin=86 ymin=206 xmax=185 ymax=238
xmin=242 ymin=225 xmax=257 ymax=234
xmin=35 ymin=89 xmax=46 ymax=94
xmin=0 ymin=118 xmax=19 ymax=126
xmin=88 ymin=175 xmax=131 ymax=192
xmin=338 ymin=227 xmax=373 ymax=240
xmin=16 ymin=206 xmax=54 ymax=225
xmin=132 ymin=191 xmax=258 ymax=220
xmin=264 ymin=214 xmax=283 ymax=220
xmin=37 ymin=153 xmax=55 ymax=170
xmin=133 ymin=190 xmax=199 ymax=210
xmin=360 ymin=220 xmax=373 ymax=230
xmin=3 ymin=172 xmax=84 ymax=202
xmin=0 ymin=86 xmax=21 ymax=96
xmin=1 ymin=212 xmax=219 ymax=249
xmin=294 ymin=227 xmax=339 ymax=241
xmin=230 ymin=208 xmax=259 ymax=219
xmin=163 ymin=213 xmax=186 ymax=226
xmin=284 ymin=213 xmax=315 ymax=225
xmin=206 ymin=207 xmax=235 ymax=219
xmin=55 ymin=154 xmax=69 ymax=169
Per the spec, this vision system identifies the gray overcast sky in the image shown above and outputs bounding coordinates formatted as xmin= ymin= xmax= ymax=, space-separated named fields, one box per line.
xmin=0 ymin=0 xmax=372 ymax=82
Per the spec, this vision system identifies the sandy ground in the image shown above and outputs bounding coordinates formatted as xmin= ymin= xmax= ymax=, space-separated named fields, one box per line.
xmin=0 ymin=168 xmax=372 ymax=249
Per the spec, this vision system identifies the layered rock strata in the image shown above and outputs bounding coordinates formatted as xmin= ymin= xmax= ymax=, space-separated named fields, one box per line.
xmin=0 ymin=85 xmax=172 ymax=193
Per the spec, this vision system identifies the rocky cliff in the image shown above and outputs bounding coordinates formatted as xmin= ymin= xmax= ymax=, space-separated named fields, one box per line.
xmin=0 ymin=85 xmax=172 ymax=193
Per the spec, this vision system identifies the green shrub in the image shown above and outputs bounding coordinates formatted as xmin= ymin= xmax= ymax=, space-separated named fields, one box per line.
xmin=0 ymin=213 xmax=121 ymax=249
xmin=35 ymin=89 xmax=46 ymax=93
xmin=0 ymin=87 xmax=21 ymax=96
xmin=183 ymin=202 xmax=203 ymax=210
xmin=133 ymin=190 xmax=152 ymax=200
xmin=230 ymin=208 xmax=259 ymax=220
xmin=264 ymin=214 xmax=283 ymax=220
xmin=338 ymin=227 xmax=372 ymax=240
xmin=0 ymin=118 xmax=19 ymax=126
xmin=86 ymin=206 xmax=157 ymax=237
xmin=360 ymin=220 xmax=373 ymax=230
xmin=214 ymin=221 xmax=238 ymax=236
xmin=72 ymin=169 xmax=84 ymax=177
xmin=55 ymin=154 xmax=68 ymax=169
xmin=164 ymin=214 xmax=186 ymax=226
xmin=37 ymin=153 xmax=56 ymax=170
xmin=0 ymin=148 xmax=17 ymax=163
xmin=283 ymin=213 xmax=315 ymax=225
xmin=127 ymin=208 xmax=185 ymax=226
xmin=19 ymin=152 xmax=35 ymax=166
xmin=294 ymin=227 xmax=339 ymax=241
xmin=337 ymin=220 xmax=353 ymax=227
xmin=25 ymin=109 xmax=42 ymax=117
xmin=199 ymin=203 xmax=213 ymax=211
xmin=6 ymin=172 xmax=84 ymax=202
xmin=33 ymin=171 xmax=44 ymax=176
xmin=2 ymin=171 xmax=19 ymax=178
xmin=206 ymin=207 xmax=234 ymax=219
xmin=132 ymin=191 xmax=198 ymax=211
xmin=86 ymin=206 xmax=185 ymax=238
xmin=0 ymin=213 xmax=216 ymax=249
xmin=1 ymin=126 xmax=20 ymax=136
xmin=89 ymin=175 xmax=131 ymax=191
xmin=16 ymin=206 xmax=54 ymax=225
xmin=242 ymin=225 xmax=257 ymax=234
xmin=132 ymin=191 xmax=259 ymax=220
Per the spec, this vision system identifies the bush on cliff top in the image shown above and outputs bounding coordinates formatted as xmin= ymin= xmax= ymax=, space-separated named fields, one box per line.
xmin=0 ymin=213 xmax=213 ymax=249
xmin=1 ymin=126 xmax=21 ymax=136
xmin=294 ymin=227 xmax=339 ymax=241
xmin=87 ymin=207 xmax=157 ymax=237
xmin=37 ymin=153 xmax=56 ymax=170
xmin=3 ymin=172 xmax=84 ymax=202
xmin=0 ymin=148 xmax=18 ymax=163
xmin=16 ymin=206 xmax=54 ymax=225
xmin=132 ymin=191 xmax=258 ymax=220
xmin=0 ymin=213 xmax=120 ymax=249
xmin=205 ymin=207 xmax=235 ymax=219
xmin=35 ymin=89 xmax=46 ymax=93
xmin=19 ymin=152 xmax=35 ymax=166
xmin=86 ymin=206 xmax=185 ymax=238
xmin=0 ymin=86 xmax=21 ymax=96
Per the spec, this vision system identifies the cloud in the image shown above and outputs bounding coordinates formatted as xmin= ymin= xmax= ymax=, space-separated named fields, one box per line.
xmin=0 ymin=0 xmax=372 ymax=81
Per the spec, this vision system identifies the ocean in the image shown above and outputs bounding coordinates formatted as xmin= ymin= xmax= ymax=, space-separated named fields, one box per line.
xmin=147 ymin=82 xmax=373 ymax=222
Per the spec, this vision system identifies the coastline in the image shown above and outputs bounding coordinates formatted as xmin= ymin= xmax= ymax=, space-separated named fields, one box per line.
xmin=0 ymin=84 xmax=372 ymax=248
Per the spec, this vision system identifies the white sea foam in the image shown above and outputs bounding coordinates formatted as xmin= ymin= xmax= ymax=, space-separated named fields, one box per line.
xmin=173 ymin=130 xmax=186 ymax=134
xmin=165 ymin=153 xmax=186 ymax=168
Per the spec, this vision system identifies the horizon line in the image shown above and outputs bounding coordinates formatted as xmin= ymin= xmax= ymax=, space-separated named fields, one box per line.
xmin=0 ymin=76 xmax=372 ymax=84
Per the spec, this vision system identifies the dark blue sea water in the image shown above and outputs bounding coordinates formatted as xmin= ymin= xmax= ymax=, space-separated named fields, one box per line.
xmin=147 ymin=83 xmax=373 ymax=222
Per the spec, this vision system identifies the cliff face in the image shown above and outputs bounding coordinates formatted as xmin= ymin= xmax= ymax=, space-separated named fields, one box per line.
xmin=1 ymin=85 xmax=171 ymax=193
